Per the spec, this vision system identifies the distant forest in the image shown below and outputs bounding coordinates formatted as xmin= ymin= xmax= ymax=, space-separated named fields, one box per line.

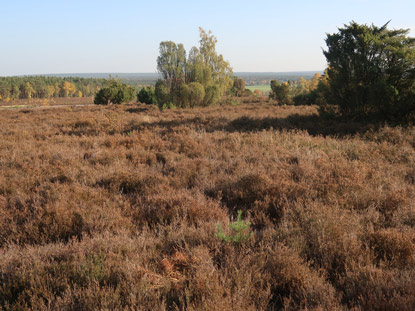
xmin=0 ymin=76 xmax=107 ymax=101
xmin=0 ymin=72 xmax=321 ymax=101
xmin=236 ymin=71 xmax=322 ymax=86
xmin=45 ymin=71 xmax=321 ymax=86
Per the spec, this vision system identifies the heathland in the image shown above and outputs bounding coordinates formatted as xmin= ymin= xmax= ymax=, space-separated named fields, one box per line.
xmin=1 ymin=100 xmax=415 ymax=310
xmin=1 ymin=21 xmax=415 ymax=311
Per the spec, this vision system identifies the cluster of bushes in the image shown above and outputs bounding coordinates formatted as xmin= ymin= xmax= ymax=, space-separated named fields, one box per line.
xmin=94 ymin=80 xmax=135 ymax=105
xmin=103 ymin=29 xmax=250 ymax=109
xmin=136 ymin=86 xmax=156 ymax=106
xmin=152 ymin=28 xmax=234 ymax=110
xmin=268 ymin=74 xmax=322 ymax=106
xmin=134 ymin=76 xmax=249 ymax=108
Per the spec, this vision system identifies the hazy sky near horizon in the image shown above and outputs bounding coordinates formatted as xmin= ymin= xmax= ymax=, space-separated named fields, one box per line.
xmin=1 ymin=0 xmax=414 ymax=76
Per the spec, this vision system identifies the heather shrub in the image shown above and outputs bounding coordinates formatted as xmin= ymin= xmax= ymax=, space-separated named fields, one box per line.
xmin=250 ymin=242 xmax=341 ymax=310
xmin=130 ymin=190 xmax=226 ymax=228
xmin=209 ymin=173 xmax=285 ymax=228
xmin=364 ymin=228 xmax=415 ymax=268
xmin=340 ymin=266 xmax=415 ymax=311
xmin=1 ymin=101 xmax=415 ymax=310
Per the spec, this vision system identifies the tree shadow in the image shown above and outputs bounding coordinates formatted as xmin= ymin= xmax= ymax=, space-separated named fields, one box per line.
xmin=124 ymin=111 xmax=378 ymax=138
xmin=124 ymin=115 xmax=230 ymax=134
xmin=225 ymin=113 xmax=377 ymax=137
xmin=125 ymin=106 xmax=154 ymax=114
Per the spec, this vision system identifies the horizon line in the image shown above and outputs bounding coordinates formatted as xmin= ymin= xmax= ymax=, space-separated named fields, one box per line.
xmin=2 ymin=70 xmax=324 ymax=78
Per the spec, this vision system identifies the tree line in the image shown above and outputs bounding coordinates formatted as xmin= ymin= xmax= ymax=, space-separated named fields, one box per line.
xmin=0 ymin=76 xmax=108 ymax=101
xmin=94 ymin=21 xmax=415 ymax=123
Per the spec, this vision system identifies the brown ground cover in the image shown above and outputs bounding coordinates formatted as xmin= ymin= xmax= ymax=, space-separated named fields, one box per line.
xmin=0 ymin=97 xmax=93 ymax=108
xmin=0 ymin=101 xmax=415 ymax=310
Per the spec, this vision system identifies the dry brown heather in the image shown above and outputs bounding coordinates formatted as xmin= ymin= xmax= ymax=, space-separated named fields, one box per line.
xmin=1 ymin=100 xmax=415 ymax=310
xmin=0 ymin=97 xmax=93 ymax=107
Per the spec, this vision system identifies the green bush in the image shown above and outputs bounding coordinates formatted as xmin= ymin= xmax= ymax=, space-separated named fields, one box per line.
xmin=293 ymin=93 xmax=315 ymax=106
xmin=270 ymin=80 xmax=292 ymax=105
xmin=188 ymin=82 xmax=205 ymax=107
xmin=94 ymin=80 xmax=135 ymax=105
xmin=155 ymin=80 xmax=171 ymax=110
xmin=137 ymin=86 xmax=156 ymax=105
xmin=215 ymin=211 xmax=252 ymax=244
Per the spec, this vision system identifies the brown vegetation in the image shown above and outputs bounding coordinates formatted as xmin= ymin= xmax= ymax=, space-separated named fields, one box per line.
xmin=0 ymin=101 xmax=414 ymax=310
xmin=0 ymin=96 xmax=93 ymax=107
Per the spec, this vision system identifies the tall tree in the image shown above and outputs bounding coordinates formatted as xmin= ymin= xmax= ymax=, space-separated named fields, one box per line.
xmin=323 ymin=21 xmax=415 ymax=120
xmin=155 ymin=28 xmax=233 ymax=109
xmin=21 ymin=82 xmax=35 ymax=99
xmin=157 ymin=41 xmax=186 ymax=92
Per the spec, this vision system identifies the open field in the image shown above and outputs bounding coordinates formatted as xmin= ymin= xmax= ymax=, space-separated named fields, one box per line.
xmin=1 ymin=101 xmax=415 ymax=310
xmin=246 ymin=84 xmax=271 ymax=94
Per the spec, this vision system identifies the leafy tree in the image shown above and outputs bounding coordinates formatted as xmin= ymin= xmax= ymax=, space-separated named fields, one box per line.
xmin=155 ymin=28 xmax=233 ymax=109
xmin=60 ymin=81 xmax=77 ymax=97
xmin=155 ymin=80 xmax=171 ymax=110
xmin=232 ymin=77 xmax=246 ymax=97
xmin=188 ymin=82 xmax=205 ymax=107
xmin=322 ymin=21 xmax=415 ymax=120
xmin=270 ymin=80 xmax=291 ymax=104
xmin=292 ymin=73 xmax=325 ymax=106
xmin=177 ymin=83 xmax=190 ymax=108
xmin=94 ymin=80 xmax=135 ymax=105
xmin=204 ymin=84 xmax=221 ymax=106
xmin=10 ymin=85 xmax=21 ymax=100
xmin=309 ymin=73 xmax=321 ymax=90
xmin=0 ymin=76 xmax=107 ymax=100
xmin=137 ymin=86 xmax=156 ymax=105
xmin=197 ymin=27 xmax=233 ymax=95
xmin=21 ymin=82 xmax=35 ymax=99
xmin=157 ymin=41 xmax=186 ymax=92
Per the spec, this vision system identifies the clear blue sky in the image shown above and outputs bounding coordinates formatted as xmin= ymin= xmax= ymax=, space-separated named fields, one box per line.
xmin=1 ymin=0 xmax=414 ymax=76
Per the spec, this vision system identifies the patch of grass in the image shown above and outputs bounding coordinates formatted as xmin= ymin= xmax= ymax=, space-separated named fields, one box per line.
xmin=245 ymin=84 xmax=271 ymax=93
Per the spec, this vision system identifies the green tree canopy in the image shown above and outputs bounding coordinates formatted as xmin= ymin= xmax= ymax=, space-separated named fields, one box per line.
xmin=157 ymin=41 xmax=186 ymax=92
xmin=155 ymin=28 xmax=233 ymax=109
xmin=137 ymin=86 xmax=156 ymax=105
xmin=94 ymin=80 xmax=135 ymax=105
xmin=0 ymin=76 xmax=107 ymax=101
xmin=322 ymin=21 xmax=415 ymax=121
xmin=270 ymin=80 xmax=291 ymax=105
